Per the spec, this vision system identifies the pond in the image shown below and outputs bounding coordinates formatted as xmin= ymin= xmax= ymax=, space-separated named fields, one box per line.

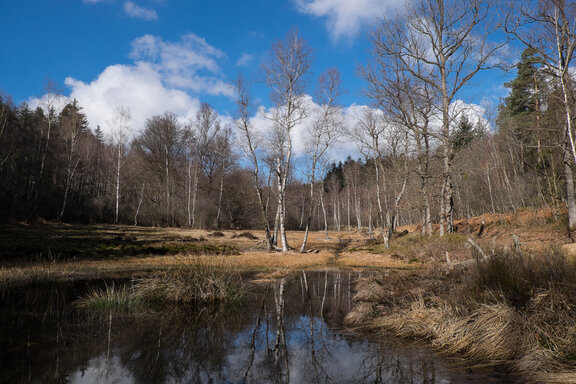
xmin=0 ymin=271 xmax=521 ymax=383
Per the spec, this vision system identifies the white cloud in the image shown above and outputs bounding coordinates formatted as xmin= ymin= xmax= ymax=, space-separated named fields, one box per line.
xmin=293 ymin=0 xmax=404 ymax=41
xmin=123 ymin=2 xmax=159 ymax=21
xmin=63 ymin=62 xmax=200 ymax=139
xmin=241 ymin=96 xmax=492 ymax=168
xmin=130 ymin=34 xmax=233 ymax=96
xmin=28 ymin=34 xmax=236 ymax=142
xmin=243 ymin=96 xmax=365 ymax=163
xmin=236 ymin=53 xmax=254 ymax=67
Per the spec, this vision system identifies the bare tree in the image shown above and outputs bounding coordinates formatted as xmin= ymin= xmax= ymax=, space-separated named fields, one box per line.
xmin=361 ymin=50 xmax=437 ymax=236
xmin=372 ymin=0 xmax=507 ymax=235
xmin=318 ymin=159 xmax=331 ymax=239
xmin=263 ymin=29 xmax=312 ymax=252
xmin=188 ymin=103 xmax=221 ymax=228
xmin=38 ymin=81 xmax=64 ymax=179
xmin=233 ymin=75 xmax=274 ymax=250
xmin=350 ymin=109 xmax=391 ymax=247
xmin=212 ymin=126 xmax=234 ymax=229
xmin=506 ymin=0 xmax=576 ymax=237
xmin=134 ymin=112 xmax=185 ymax=226
xmin=108 ymin=106 xmax=132 ymax=224
xmin=0 ymin=95 xmax=9 ymax=168
xmin=300 ymin=68 xmax=343 ymax=252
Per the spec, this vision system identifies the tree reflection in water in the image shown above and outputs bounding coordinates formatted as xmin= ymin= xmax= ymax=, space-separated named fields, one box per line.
xmin=0 ymin=272 xmax=519 ymax=383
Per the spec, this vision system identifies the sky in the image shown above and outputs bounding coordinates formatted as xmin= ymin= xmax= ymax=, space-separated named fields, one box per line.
xmin=0 ymin=0 xmax=515 ymax=156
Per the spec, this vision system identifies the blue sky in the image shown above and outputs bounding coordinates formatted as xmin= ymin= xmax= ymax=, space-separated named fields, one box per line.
xmin=0 ymin=0 xmax=514 ymax=141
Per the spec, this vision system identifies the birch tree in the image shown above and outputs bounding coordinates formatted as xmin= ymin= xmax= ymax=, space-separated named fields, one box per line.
xmin=38 ymin=82 xmax=64 ymax=179
xmin=263 ymin=29 xmax=312 ymax=252
xmin=372 ymin=0 xmax=506 ymax=235
xmin=349 ymin=109 xmax=391 ymax=247
xmin=108 ymin=106 xmax=131 ymax=224
xmin=233 ymin=75 xmax=274 ymax=250
xmin=361 ymin=51 xmax=437 ymax=236
xmin=300 ymin=68 xmax=343 ymax=252
xmin=188 ymin=103 xmax=220 ymax=228
xmin=134 ymin=112 xmax=185 ymax=226
xmin=0 ymin=95 xmax=8 ymax=168
xmin=212 ymin=126 xmax=234 ymax=229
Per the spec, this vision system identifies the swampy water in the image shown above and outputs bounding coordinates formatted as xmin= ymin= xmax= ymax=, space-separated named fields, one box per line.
xmin=0 ymin=271 xmax=520 ymax=383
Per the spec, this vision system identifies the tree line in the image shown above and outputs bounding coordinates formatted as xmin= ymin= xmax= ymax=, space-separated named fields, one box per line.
xmin=1 ymin=0 xmax=575 ymax=250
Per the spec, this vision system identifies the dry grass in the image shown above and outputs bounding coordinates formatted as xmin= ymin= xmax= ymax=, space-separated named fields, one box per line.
xmin=75 ymin=255 xmax=247 ymax=311
xmin=134 ymin=255 xmax=246 ymax=305
xmin=343 ymin=302 xmax=375 ymax=326
xmin=348 ymin=247 xmax=576 ymax=381
xmin=75 ymin=282 xmax=138 ymax=311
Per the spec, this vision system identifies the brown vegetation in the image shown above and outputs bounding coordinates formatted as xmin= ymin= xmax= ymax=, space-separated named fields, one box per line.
xmin=345 ymin=246 xmax=576 ymax=382
xmin=2 ymin=209 xmax=575 ymax=382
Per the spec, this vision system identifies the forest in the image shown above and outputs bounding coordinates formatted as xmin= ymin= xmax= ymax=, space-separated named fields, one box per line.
xmin=0 ymin=0 xmax=574 ymax=250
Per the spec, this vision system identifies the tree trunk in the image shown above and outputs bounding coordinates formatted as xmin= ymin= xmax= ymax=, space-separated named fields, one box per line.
xmin=114 ymin=146 xmax=121 ymax=224
xmin=564 ymin=138 xmax=576 ymax=240
xmin=215 ymin=172 xmax=224 ymax=229
xmin=320 ymin=177 xmax=329 ymax=239
xmin=191 ymin=161 xmax=200 ymax=228
xmin=300 ymin=169 xmax=316 ymax=252
xmin=187 ymin=159 xmax=192 ymax=227
xmin=134 ymin=183 xmax=145 ymax=226
xmin=346 ymin=184 xmax=351 ymax=231
xmin=164 ymin=145 xmax=171 ymax=226
xmin=374 ymin=159 xmax=389 ymax=248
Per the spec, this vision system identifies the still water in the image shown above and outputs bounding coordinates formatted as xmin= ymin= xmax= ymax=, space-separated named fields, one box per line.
xmin=0 ymin=271 xmax=520 ymax=383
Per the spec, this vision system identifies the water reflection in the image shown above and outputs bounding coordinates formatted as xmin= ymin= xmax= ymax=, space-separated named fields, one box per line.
xmin=0 ymin=272 xmax=518 ymax=383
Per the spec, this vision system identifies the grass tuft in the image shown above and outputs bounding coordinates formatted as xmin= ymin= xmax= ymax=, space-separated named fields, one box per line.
xmin=74 ymin=256 xmax=247 ymax=312
xmin=134 ymin=256 xmax=246 ymax=306
xmin=75 ymin=282 xmax=139 ymax=311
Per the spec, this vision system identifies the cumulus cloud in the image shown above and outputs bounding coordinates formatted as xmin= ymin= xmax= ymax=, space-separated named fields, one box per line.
xmin=29 ymin=33 xmax=235 ymax=142
xmin=130 ymin=34 xmax=233 ymax=96
xmin=123 ymin=2 xmax=159 ymax=21
xmin=63 ymin=62 xmax=200 ymax=139
xmin=293 ymin=0 xmax=404 ymax=41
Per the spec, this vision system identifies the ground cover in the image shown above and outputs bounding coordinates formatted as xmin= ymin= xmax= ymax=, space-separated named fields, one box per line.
xmin=1 ymin=208 xmax=575 ymax=382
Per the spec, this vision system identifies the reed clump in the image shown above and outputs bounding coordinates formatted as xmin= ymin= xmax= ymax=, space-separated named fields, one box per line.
xmin=347 ymin=247 xmax=576 ymax=381
xmin=76 ymin=256 xmax=247 ymax=311
xmin=135 ymin=260 xmax=246 ymax=305
xmin=76 ymin=282 xmax=140 ymax=311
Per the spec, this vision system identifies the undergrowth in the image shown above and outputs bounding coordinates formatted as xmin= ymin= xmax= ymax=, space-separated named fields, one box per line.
xmin=346 ymin=247 xmax=576 ymax=381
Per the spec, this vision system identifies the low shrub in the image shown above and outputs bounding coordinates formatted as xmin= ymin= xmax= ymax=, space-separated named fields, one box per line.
xmin=232 ymin=232 xmax=258 ymax=240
